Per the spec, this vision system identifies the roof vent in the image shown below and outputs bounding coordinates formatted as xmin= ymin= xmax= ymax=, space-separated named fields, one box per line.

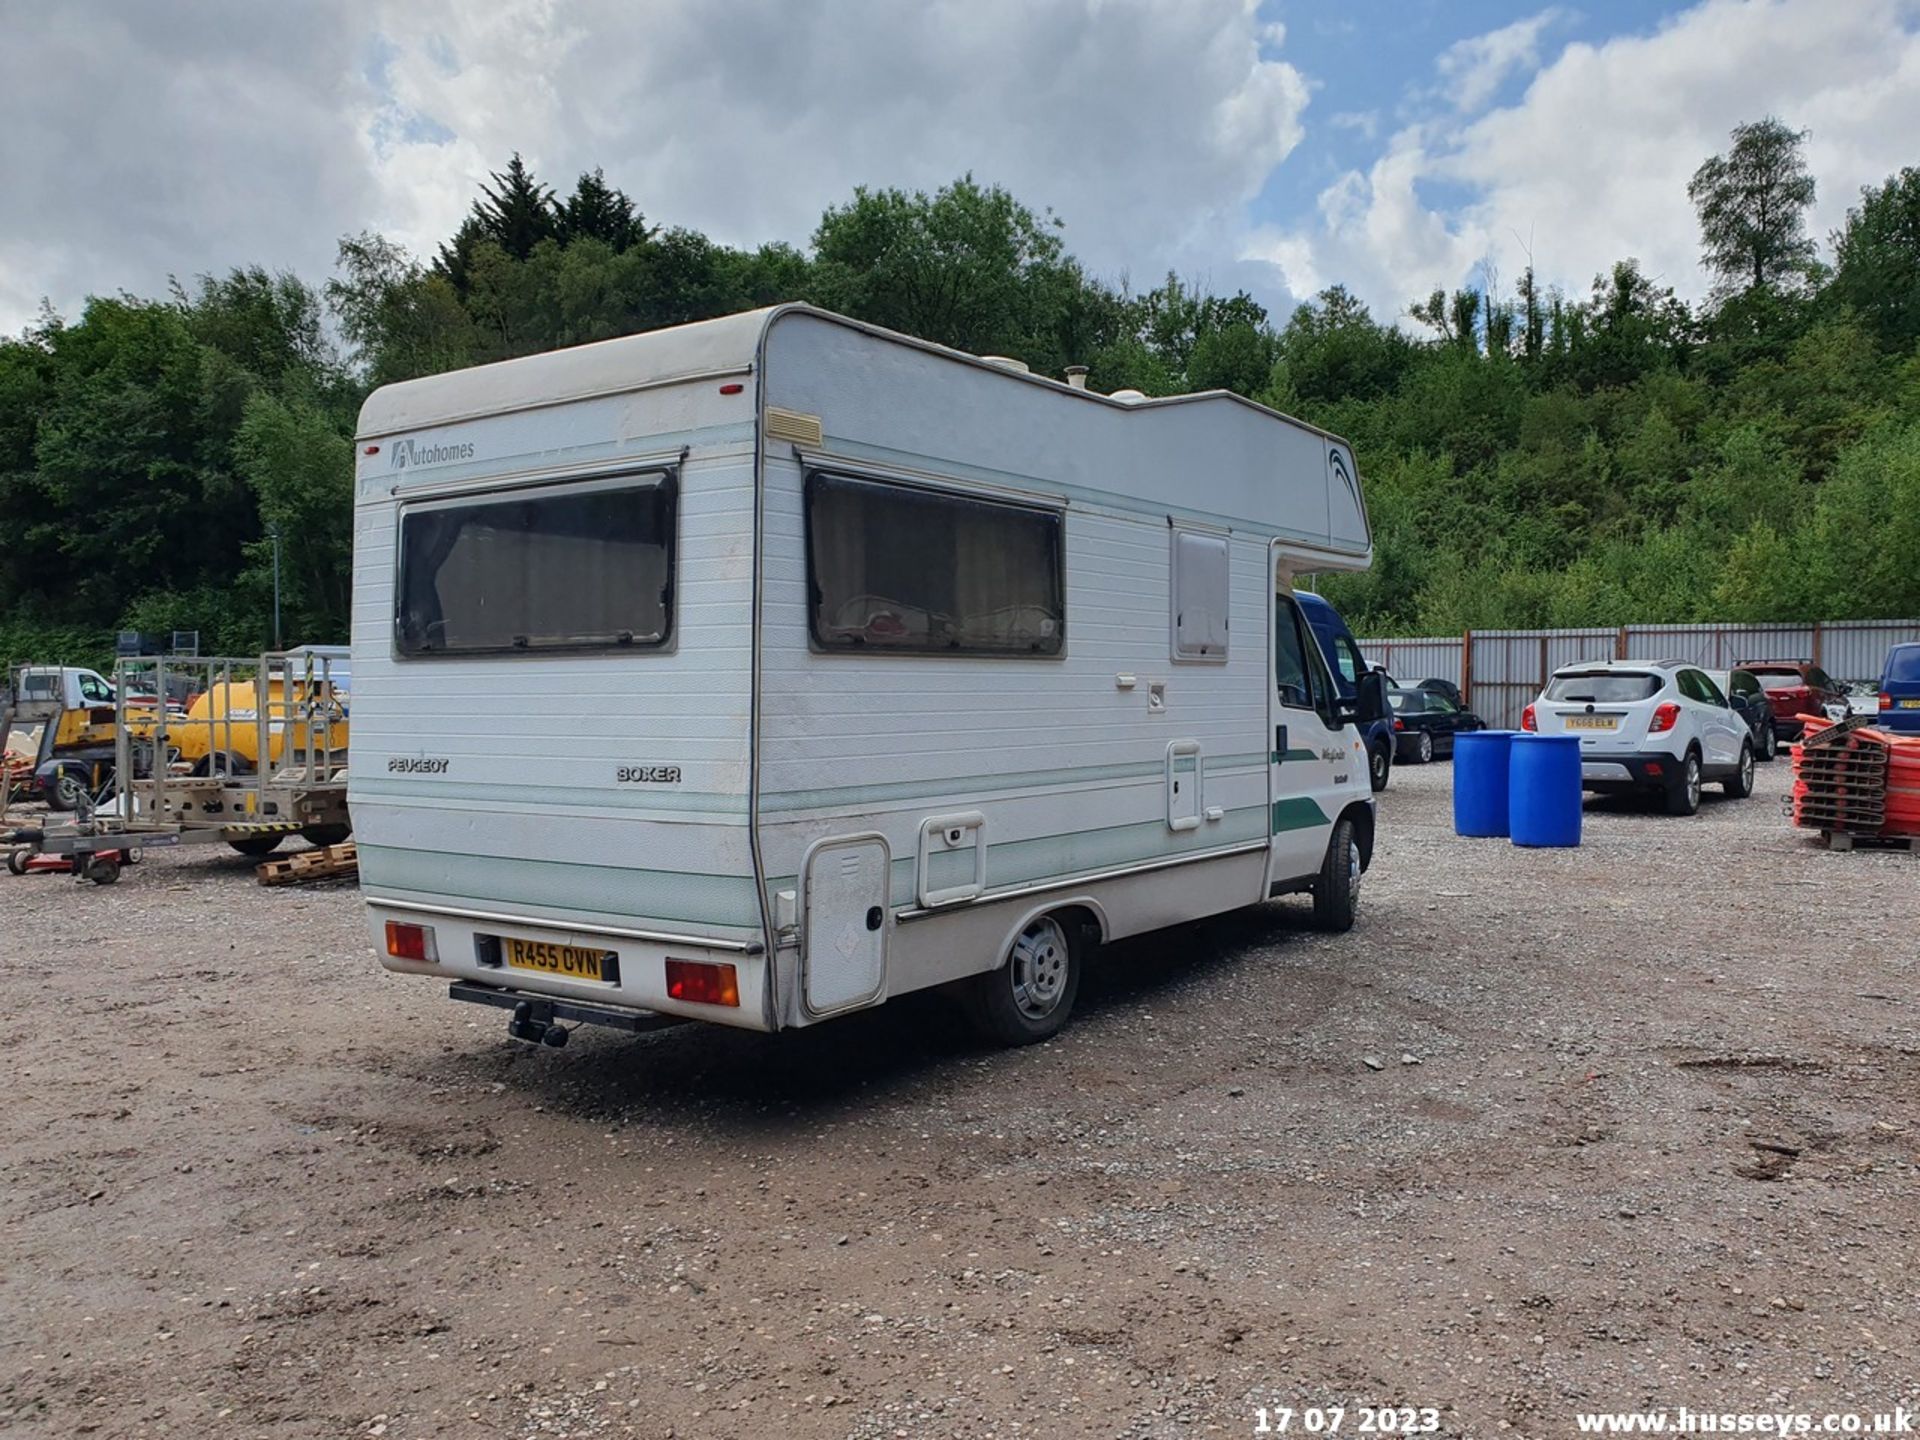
xmin=979 ymin=355 xmax=1030 ymax=374
xmin=1110 ymin=388 xmax=1148 ymax=403
xmin=1063 ymin=365 xmax=1090 ymax=390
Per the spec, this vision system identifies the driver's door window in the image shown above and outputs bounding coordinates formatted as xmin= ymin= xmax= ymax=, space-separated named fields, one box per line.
xmin=1275 ymin=605 xmax=1315 ymax=711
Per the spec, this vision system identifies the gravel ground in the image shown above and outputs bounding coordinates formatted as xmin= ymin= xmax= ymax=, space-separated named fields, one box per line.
xmin=2 ymin=757 xmax=1916 ymax=1440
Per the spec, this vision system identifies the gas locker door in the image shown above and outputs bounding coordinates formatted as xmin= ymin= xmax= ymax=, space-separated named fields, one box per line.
xmin=801 ymin=834 xmax=891 ymax=1016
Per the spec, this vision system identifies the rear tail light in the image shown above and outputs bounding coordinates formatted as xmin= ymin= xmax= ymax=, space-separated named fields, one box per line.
xmin=1392 ymin=718 xmax=1405 ymax=731
xmin=1521 ymin=703 xmax=1537 ymax=732
xmin=1882 ymin=693 xmax=1893 ymax=711
xmin=665 ymin=958 xmax=740 ymax=1008
xmin=1649 ymin=701 xmax=1681 ymax=734
xmin=385 ymin=921 xmax=438 ymax=962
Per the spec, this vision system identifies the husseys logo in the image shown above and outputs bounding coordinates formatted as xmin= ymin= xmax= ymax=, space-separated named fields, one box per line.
xmin=390 ymin=437 xmax=476 ymax=471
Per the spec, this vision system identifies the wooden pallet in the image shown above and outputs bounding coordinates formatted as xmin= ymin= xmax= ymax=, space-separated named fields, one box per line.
xmin=257 ymin=841 xmax=358 ymax=886
xmin=1821 ymin=830 xmax=1917 ymax=853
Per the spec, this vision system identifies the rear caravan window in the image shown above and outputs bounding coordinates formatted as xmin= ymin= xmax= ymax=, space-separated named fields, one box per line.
xmin=805 ymin=471 xmax=1064 ymax=657
xmin=395 ymin=472 xmax=675 ymax=657
xmin=1545 ymin=672 xmax=1659 ymax=703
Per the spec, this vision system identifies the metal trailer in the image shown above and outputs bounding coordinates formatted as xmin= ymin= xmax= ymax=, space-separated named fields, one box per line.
xmin=3 ymin=650 xmax=352 ymax=885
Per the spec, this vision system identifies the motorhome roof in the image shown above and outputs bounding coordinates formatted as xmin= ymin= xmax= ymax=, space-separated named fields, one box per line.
xmin=355 ymin=304 xmax=1351 ymax=446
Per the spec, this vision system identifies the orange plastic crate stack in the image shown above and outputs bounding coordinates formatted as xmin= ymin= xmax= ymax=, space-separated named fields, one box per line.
xmin=1790 ymin=715 xmax=1920 ymax=838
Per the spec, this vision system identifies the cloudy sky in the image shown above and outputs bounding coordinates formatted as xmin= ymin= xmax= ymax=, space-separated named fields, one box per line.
xmin=3 ymin=0 xmax=1919 ymax=337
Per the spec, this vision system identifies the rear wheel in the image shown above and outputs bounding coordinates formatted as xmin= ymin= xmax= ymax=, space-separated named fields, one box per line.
xmin=1758 ymin=725 xmax=1777 ymax=762
xmin=966 ymin=913 xmax=1083 ymax=1046
xmin=1663 ymin=749 xmax=1702 ymax=816
xmin=51 ymin=769 xmax=86 ymax=811
xmin=1311 ymin=816 xmax=1362 ymax=932
xmin=227 ymin=833 xmax=286 ymax=858
xmin=1415 ymin=731 xmax=1434 ymax=764
xmin=1722 ymin=742 xmax=1754 ymax=799
xmin=299 ymin=823 xmax=352 ymax=848
xmin=1368 ymin=743 xmax=1391 ymax=792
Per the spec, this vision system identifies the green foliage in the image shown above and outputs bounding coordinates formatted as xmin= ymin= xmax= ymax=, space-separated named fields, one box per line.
xmin=5 ymin=137 xmax=1918 ymax=664
xmin=1688 ymin=117 xmax=1818 ymax=296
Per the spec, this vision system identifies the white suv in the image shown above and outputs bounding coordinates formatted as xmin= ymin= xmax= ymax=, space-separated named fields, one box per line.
xmin=1522 ymin=660 xmax=1755 ymax=815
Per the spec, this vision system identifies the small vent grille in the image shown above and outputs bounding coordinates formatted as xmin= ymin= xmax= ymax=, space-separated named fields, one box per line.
xmin=765 ymin=407 xmax=824 ymax=446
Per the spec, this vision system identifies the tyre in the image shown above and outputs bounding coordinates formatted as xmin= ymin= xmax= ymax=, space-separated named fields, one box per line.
xmin=7 ymin=846 xmax=29 ymax=876
xmin=1663 ymin=749 xmax=1702 ymax=816
xmin=84 ymin=856 xmax=121 ymax=885
xmin=299 ymin=823 xmax=352 ymax=848
xmin=966 ymin=912 xmax=1083 ymax=1046
xmin=227 ymin=832 xmax=286 ymax=858
xmin=1311 ymin=816 xmax=1362 ymax=932
xmin=1758 ymin=725 xmax=1777 ymax=762
xmin=1721 ymin=742 xmax=1754 ymax=799
xmin=51 ymin=769 xmax=85 ymax=811
xmin=1415 ymin=731 xmax=1434 ymax=764
xmin=1368 ymin=743 xmax=1391 ymax=793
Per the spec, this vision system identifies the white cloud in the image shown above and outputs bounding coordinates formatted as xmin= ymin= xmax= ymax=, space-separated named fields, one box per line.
xmin=1435 ymin=9 xmax=1563 ymax=114
xmin=0 ymin=0 xmax=1311 ymax=332
xmin=1249 ymin=0 xmax=1920 ymax=326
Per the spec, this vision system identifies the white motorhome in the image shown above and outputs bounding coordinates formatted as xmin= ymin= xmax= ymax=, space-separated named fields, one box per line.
xmin=350 ymin=306 xmax=1385 ymax=1046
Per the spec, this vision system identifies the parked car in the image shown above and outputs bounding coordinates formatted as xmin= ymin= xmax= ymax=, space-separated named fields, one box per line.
xmin=1879 ymin=642 xmax=1920 ymax=735
xmin=1707 ymin=667 xmax=1779 ymax=761
xmin=1735 ymin=660 xmax=1848 ymax=739
xmin=1295 ymin=590 xmax=1395 ymax=792
xmin=1415 ymin=677 xmax=1465 ymax=709
xmin=1387 ymin=687 xmax=1484 ymax=763
xmin=1522 ymin=659 xmax=1755 ymax=815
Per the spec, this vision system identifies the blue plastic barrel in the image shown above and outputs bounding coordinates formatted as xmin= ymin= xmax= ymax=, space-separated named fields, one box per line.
xmin=1509 ymin=734 xmax=1583 ymax=847
xmin=1451 ymin=730 xmax=1515 ymax=837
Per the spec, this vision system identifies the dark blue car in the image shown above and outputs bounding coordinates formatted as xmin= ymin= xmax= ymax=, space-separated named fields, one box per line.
xmin=1880 ymin=643 xmax=1920 ymax=734
xmin=1294 ymin=590 xmax=1394 ymax=792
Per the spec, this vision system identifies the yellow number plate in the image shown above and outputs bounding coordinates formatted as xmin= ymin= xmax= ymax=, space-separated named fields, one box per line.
xmin=503 ymin=937 xmax=615 ymax=980
xmin=1899 ymin=699 xmax=1920 ymax=709
xmin=1564 ymin=715 xmax=1619 ymax=731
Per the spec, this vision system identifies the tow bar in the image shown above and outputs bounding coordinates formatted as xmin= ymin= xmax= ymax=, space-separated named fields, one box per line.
xmin=448 ymin=981 xmax=689 ymax=1045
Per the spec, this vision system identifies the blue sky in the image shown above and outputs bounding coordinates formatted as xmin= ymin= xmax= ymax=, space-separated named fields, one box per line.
xmin=5 ymin=1 xmax=1920 ymax=335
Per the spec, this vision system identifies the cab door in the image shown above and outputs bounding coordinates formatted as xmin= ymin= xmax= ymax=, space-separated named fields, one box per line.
xmin=1268 ymin=591 xmax=1347 ymax=884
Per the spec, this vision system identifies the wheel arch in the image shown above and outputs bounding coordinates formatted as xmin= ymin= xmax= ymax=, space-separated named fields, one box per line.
xmin=993 ymin=897 xmax=1108 ymax=968
xmin=1339 ymin=800 xmax=1376 ymax=872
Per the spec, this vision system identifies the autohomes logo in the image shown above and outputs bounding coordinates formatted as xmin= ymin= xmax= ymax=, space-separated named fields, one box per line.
xmin=390 ymin=437 xmax=477 ymax=471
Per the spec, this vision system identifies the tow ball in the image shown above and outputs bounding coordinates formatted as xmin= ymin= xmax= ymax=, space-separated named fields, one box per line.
xmin=506 ymin=999 xmax=571 ymax=1048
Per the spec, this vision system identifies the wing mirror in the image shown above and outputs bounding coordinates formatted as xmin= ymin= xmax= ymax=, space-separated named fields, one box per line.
xmin=1339 ymin=668 xmax=1390 ymax=727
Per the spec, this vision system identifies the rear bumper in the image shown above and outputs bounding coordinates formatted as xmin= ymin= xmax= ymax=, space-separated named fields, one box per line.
xmin=1578 ymin=751 xmax=1679 ymax=789
xmin=1876 ymin=711 xmax=1920 ymax=734
xmin=366 ymin=900 xmax=772 ymax=1031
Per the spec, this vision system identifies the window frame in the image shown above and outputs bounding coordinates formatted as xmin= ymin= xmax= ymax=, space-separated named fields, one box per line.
xmin=392 ymin=466 xmax=679 ymax=661
xmin=1273 ymin=595 xmax=1321 ymax=714
xmin=1169 ymin=527 xmax=1231 ymax=664
xmin=802 ymin=466 xmax=1067 ymax=660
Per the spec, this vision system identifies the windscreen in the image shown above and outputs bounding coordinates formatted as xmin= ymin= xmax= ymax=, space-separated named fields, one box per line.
xmin=1545 ymin=672 xmax=1659 ymax=703
xmin=396 ymin=475 xmax=674 ymax=657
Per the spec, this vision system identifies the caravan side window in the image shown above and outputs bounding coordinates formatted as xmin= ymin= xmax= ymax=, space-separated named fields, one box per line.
xmin=1170 ymin=530 xmax=1229 ymax=661
xmin=395 ymin=471 xmax=676 ymax=657
xmin=805 ymin=471 xmax=1064 ymax=657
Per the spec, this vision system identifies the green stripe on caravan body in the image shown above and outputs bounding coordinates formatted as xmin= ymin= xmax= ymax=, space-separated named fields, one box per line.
xmin=352 ymin=776 xmax=750 ymax=820
xmin=1269 ymin=748 xmax=1321 ymax=764
xmin=357 ymin=845 xmax=763 ymax=929
xmin=760 ymin=753 xmax=1266 ymax=814
xmin=1271 ymin=797 xmax=1331 ymax=834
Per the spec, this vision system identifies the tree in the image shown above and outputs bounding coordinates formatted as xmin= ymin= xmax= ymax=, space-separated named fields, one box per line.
xmin=329 ymin=233 xmax=475 ymax=384
xmin=437 ymin=154 xmax=558 ymax=291
xmin=1829 ymin=167 xmax=1920 ymax=352
xmin=1688 ymin=118 xmax=1816 ymax=296
xmin=557 ymin=169 xmax=648 ymax=253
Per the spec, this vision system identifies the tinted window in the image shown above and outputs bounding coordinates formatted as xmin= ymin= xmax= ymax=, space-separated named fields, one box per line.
xmin=1545 ymin=672 xmax=1660 ymax=703
xmin=1331 ymin=635 xmax=1367 ymax=684
xmin=1274 ymin=599 xmax=1315 ymax=709
xmin=1388 ymin=690 xmax=1428 ymax=713
xmin=807 ymin=472 xmax=1064 ymax=656
xmin=1688 ymin=670 xmax=1728 ymax=706
xmin=1753 ymin=670 xmax=1806 ymax=691
xmin=1730 ymin=670 xmax=1762 ymax=698
xmin=397 ymin=475 xmax=675 ymax=657
xmin=1888 ymin=648 xmax=1920 ymax=682
xmin=1809 ymin=666 xmax=1836 ymax=690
